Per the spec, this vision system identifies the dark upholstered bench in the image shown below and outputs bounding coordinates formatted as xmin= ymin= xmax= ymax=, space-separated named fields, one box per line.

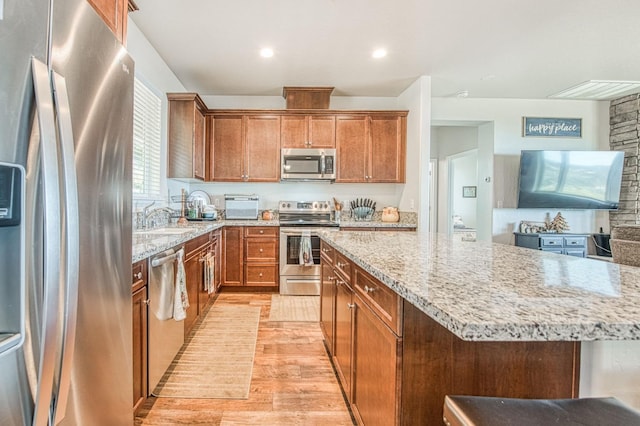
xmin=443 ymin=395 xmax=640 ymax=426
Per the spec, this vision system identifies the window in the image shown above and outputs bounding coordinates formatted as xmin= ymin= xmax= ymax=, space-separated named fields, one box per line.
xmin=132 ymin=76 xmax=161 ymax=197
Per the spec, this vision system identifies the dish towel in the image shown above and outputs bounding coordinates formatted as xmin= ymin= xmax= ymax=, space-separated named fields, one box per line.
xmin=204 ymin=252 xmax=215 ymax=294
xmin=173 ymin=250 xmax=189 ymax=321
xmin=299 ymin=230 xmax=314 ymax=266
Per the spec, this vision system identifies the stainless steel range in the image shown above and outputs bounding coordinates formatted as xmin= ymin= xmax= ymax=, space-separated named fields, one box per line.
xmin=279 ymin=200 xmax=339 ymax=295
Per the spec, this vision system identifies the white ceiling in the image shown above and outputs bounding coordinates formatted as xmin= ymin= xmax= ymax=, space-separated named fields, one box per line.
xmin=130 ymin=0 xmax=640 ymax=99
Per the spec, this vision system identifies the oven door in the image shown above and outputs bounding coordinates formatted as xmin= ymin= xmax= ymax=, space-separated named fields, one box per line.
xmin=279 ymin=227 xmax=336 ymax=295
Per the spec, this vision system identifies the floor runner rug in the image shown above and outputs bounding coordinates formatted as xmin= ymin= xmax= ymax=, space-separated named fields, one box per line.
xmin=268 ymin=294 xmax=320 ymax=322
xmin=153 ymin=305 xmax=261 ymax=399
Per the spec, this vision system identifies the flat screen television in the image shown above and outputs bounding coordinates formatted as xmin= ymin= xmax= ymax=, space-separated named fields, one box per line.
xmin=517 ymin=150 xmax=624 ymax=209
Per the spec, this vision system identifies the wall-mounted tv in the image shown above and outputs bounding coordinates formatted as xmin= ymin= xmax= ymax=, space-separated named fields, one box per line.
xmin=517 ymin=150 xmax=624 ymax=209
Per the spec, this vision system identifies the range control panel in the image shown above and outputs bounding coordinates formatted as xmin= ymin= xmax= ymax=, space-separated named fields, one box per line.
xmin=0 ymin=163 xmax=22 ymax=227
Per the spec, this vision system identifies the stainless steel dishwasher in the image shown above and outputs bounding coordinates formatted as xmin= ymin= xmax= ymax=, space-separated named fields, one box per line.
xmin=148 ymin=247 xmax=185 ymax=393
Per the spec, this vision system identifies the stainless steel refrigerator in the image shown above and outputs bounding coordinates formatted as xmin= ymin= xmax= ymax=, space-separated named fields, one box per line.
xmin=0 ymin=0 xmax=134 ymax=424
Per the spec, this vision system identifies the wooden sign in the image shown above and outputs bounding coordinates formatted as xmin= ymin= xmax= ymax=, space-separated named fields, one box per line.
xmin=522 ymin=117 xmax=582 ymax=138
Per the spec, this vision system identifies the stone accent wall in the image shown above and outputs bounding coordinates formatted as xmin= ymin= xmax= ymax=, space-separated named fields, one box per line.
xmin=610 ymin=93 xmax=640 ymax=227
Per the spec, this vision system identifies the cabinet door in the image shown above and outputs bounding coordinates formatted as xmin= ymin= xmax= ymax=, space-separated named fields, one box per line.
xmin=193 ymin=105 xmax=206 ymax=180
xmin=281 ymin=115 xmax=308 ymax=148
xmin=309 ymin=115 xmax=336 ymax=148
xmin=184 ymin=251 xmax=201 ymax=335
xmin=320 ymin=257 xmax=336 ymax=354
xmin=369 ymin=115 xmax=406 ymax=183
xmin=212 ymin=115 xmax=244 ymax=181
xmin=132 ymin=285 xmax=148 ymax=413
xmin=352 ymin=295 xmax=401 ymax=426
xmin=245 ymin=115 xmax=281 ymax=181
xmin=213 ymin=231 xmax=222 ymax=291
xmin=334 ymin=279 xmax=354 ymax=400
xmin=336 ymin=115 xmax=368 ymax=182
xmin=222 ymin=226 xmax=244 ymax=286
xmin=87 ymin=0 xmax=128 ymax=44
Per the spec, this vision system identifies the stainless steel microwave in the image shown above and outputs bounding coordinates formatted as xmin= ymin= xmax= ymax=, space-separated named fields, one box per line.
xmin=281 ymin=148 xmax=336 ymax=181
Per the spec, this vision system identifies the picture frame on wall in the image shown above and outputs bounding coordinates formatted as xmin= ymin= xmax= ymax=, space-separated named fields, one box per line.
xmin=522 ymin=117 xmax=582 ymax=138
xmin=462 ymin=186 xmax=477 ymax=198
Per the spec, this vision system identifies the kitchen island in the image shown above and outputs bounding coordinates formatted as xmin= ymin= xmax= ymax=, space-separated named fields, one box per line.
xmin=318 ymin=230 xmax=640 ymax=425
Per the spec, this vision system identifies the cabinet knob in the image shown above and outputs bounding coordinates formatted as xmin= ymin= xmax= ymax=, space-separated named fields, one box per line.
xmin=259 ymin=272 xmax=263 ymax=277
xmin=259 ymin=230 xmax=264 ymax=234
xmin=134 ymin=272 xmax=143 ymax=280
xmin=347 ymin=303 xmax=355 ymax=309
xmin=259 ymin=248 xmax=263 ymax=252
xmin=143 ymin=299 xmax=150 ymax=305
xmin=364 ymin=285 xmax=375 ymax=293
xmin=328 ymin=276 xmax=335 ymax=281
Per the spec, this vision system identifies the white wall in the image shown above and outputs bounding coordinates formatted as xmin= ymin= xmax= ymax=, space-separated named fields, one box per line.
xmin=126 ymin=20 xmax=187 ymax=209
xmin=432 ymin=126 xmax=478 ymax=233
xmin=432 ymin=97 xmax=610 ymax=243
xmin=398 ymin=76 xmax=431 ymax=230
xmin=450 ymin=150 xmax=478 ymax=230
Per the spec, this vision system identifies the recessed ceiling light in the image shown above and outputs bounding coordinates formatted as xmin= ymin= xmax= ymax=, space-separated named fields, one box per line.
xmin=550 ymin=80 xmax=640 ymax=100
xmin=260 ymin=48 xmax=274 ymax=58
xmin=372 ymin=48 xmax=387 ymax=59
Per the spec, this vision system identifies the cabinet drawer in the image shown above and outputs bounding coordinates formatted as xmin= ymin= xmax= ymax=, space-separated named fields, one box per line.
xmin=320 ymin=241 xmax=335 ymax=264
xmin=245 ymin=264 xmax=278 ymax=286
xmin=132 ymin=260 xmax=147 ymax=292
xmin=565 ymin=249 xmax=586 ymax=257
xmin=353 ymin=267 xmax=402 ymax=336
xmin=335 ymin=251 xmax=352 ymax=282
xmin=540 ymin=236 xmax=563 ymax=247
xmin=245 ymin=239 xmax=278 ymax=262
xmin=564 ymin=237 xmax=586 ymax=248
xmin=245 ymin=226 xmax=278 ymax=237
xmin=185 ymin=233 xmax=210 ymax=256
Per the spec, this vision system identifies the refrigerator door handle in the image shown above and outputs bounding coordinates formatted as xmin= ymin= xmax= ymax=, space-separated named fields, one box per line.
xmin=51 ymin=71 xmax=80 ymax=425
xmin=30 ymin=57 xmax=62 ymax=426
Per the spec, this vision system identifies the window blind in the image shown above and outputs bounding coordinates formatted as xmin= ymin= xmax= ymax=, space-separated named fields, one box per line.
xmin=132 ymin=77 xmax=161 ymax=197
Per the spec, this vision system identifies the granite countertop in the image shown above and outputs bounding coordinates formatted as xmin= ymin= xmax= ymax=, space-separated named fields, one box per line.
xmin=132 ymin=219 xmax=280 ymax=263
xmin=132 ymin=215 xmax=416 ymax=263
xmin=319 ymin=230 xmax=640 ymax=342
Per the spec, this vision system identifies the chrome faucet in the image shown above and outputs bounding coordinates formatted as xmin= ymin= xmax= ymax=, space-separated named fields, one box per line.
xmin=144 ymin=206 xmax=175 ymax=230
xmin=142 ymin=201 xmax=156 ymax=229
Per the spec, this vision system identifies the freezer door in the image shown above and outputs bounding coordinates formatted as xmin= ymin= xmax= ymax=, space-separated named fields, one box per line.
xmin=0 ymin=1 xmax=54 ymax=425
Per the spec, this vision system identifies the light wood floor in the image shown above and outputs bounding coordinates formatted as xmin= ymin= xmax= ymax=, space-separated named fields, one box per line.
xmin=135 ymin=293 xmax=355 ymax=425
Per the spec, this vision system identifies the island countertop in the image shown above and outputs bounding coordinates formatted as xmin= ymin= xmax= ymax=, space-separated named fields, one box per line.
xmin=319 ymin=230 xmax=640 ymax=342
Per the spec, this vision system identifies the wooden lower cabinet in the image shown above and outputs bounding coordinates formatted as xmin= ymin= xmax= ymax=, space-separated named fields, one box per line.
xmin=320 ymin=257 xmax=336 ymax=354
xmin=222 ymin=226 xmax=244 ymax=286
xmin=184 ymin=233 xmax=215 ymax=335
xmin=131 ymin=259 xmax=148 ymax=414
xmin=221 ymin=226 xmax=279 ymax=288
xmin=322 ymin=242 xmax=580 ymax=425
xmin=333 ymin=279 xmax=354 ymax=399
xmin=352 ymin=294 xmax=401 ymax=426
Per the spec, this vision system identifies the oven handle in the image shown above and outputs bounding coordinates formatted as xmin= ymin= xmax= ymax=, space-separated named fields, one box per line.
xmin=280 ymin=226 xmax=338 ymax=235
xmin=280 ymin=230 xmax=322 ymax=237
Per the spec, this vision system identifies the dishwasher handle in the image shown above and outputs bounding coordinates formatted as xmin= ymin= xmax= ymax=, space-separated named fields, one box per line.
xmin=151 ymin=247 xmax=184 ymax=268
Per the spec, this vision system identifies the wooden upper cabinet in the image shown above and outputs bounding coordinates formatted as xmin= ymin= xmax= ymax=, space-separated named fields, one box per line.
xmin=212 ymin=115 xmax=244 ymax=181
xmin=245 ymin=115 xmax=281 ymax=182
xmin=369 ymin=114 xmax=406 ymax=183
xmin=211 ymin=114 xmax=280 ymax=182
xmin=281 ymin=115 xmax=336 ymax=148
xmin=87 ymin=0 xmax=135 ymax=45
xmin=336 ymin=112 xmax=407 ymax=183
xmin=336 ymin=115 xmax=368 ymax=183
xmin=167 ymin=93 xmax=208 ymax=181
